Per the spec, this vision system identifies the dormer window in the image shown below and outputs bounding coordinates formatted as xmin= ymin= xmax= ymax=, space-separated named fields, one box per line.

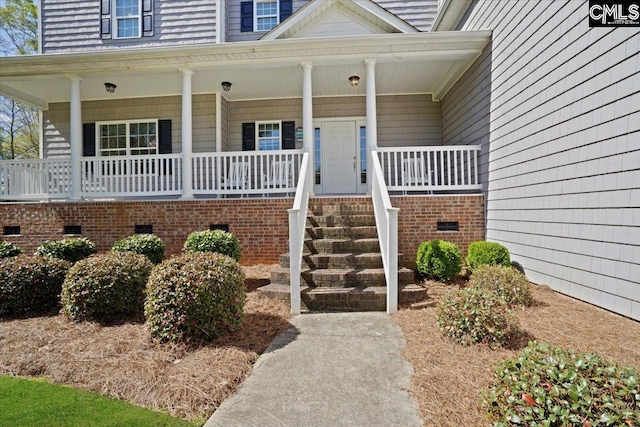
xmin=240 ymin=0 xmax=292 ymax=33
xmin=100 ymin=0 xmax=154 ymax=40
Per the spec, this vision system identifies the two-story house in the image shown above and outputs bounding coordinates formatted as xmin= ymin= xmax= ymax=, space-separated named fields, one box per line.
xmin=0 ymin=1 xmax=638 ymax=319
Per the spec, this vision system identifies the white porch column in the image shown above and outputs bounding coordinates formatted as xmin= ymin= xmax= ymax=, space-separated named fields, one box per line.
xmin=215 ymin=92 xmax=223 ymax=153
xmin=181 ymin=69 xmax=194 ymax=199
xmin=301 ymin=62 xmax=314 ymax=194
xmin=69 ymin=76 xmax=82 ymax=200
xmin=365 ymin=59 xmax=377 ymax=193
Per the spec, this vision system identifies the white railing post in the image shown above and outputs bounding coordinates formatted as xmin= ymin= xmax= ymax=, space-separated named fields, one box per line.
xmin=288 ymin=153 xmax=310 ymax=315
xmin=386 ymin=207 xmax=399 ymax=314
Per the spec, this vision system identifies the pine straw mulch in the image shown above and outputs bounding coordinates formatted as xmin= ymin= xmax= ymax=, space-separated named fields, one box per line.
xmin=393 ymin=280 xmax=640 ymax=427
xmin=0 ymin=264 xmax=289 ymax=423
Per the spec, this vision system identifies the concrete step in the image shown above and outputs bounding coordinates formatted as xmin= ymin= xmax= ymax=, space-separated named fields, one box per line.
xmin=256 ymin=283 xmax=428 ymax=312
xmin=280 ymin=252 xmax=404 ymax=270
xmin=307 ymin=215 xmax=377 ymax=228
xmin=270 ymin=267 xmax=414 ymax=288
xmin=308 ymin=203 xmax=374 ymax=217
xmin=305 ymin=238 xmax=380 ymax=254
xmin=306 ymin=226 xmax=378 ymax=240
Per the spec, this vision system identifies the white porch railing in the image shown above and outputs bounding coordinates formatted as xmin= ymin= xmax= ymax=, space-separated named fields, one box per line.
xmin=0 ymin=159 xmax=71 ymax=199
xmin=287 ymin=152 xmax=310 ymax=315
xmin=192 ymin=150 xmax=304 ymax=196
xmin=371 ymin=150 xmax=399 ymax=315
xmin=80 ymin=154 xmax=182 ymax=197
xmin=377 ymin=145 xmax=481 ymax=192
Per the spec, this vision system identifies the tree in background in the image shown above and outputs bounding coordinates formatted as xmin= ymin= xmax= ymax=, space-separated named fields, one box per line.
xmin=0 ymin=0 xmax=39 ymax=159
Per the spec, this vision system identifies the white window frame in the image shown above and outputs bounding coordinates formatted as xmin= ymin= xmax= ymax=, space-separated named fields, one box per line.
xmin=255 ymin=120 xmax=282 ymax=151
xmin=254 ymin=0 xmax=279 ymax=32
xmin=112 ymin=0 xmax=142 ymax=39
xmin=96 ymin=119 xmax=159 ymax=157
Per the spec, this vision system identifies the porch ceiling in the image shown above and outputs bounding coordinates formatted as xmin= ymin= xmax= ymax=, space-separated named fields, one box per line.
xmin=0 ymin=31 xmax=491 ymax=108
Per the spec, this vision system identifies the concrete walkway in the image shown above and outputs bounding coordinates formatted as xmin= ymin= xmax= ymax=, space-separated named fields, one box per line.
xmin=204 ymin=312 xmax=422 ymax=427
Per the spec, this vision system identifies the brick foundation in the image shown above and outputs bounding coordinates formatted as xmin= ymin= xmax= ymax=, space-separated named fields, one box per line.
xmin=0 ymin=195 xmax=484 ymax=267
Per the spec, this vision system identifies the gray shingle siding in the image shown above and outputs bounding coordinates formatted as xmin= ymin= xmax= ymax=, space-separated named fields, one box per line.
xmin=442 ymin=0 xmax=640 ymax=320
xmin=41 ymin=0 xmax=217 ymax=53
xmin=374 ymin=0 xmax=438 ymax=31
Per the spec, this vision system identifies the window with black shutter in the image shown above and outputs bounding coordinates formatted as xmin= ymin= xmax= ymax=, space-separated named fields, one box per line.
xmin=242 ymin=0 xmax=293 ymax=33
xmin=100 ymin=0 xmax=154 ymax=40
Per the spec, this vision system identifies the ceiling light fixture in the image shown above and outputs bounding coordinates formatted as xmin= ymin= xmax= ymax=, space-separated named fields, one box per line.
xmin=349 ymin=75 xmax=360 ymax=87
xmin=104 ymin=82 xmax=116 ymax=93
xmin=221 ymin=81 xmax=232 ymax=92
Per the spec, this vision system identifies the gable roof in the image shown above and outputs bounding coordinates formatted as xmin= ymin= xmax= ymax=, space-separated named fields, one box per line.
xmin=261 ymin=0 xmax=419 ymax=41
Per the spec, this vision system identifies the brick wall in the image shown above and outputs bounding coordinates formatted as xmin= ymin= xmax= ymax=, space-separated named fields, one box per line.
xmin=0 ymin=195 xmax=484 ymax=267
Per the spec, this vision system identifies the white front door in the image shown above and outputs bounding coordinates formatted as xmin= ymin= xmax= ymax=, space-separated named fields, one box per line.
xmin=323 ymin=121 xmax=357 ymax=194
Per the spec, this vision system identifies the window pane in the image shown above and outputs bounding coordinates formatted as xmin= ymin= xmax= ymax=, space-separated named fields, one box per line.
xmin=116 ymin=0 xmax=139 ymax=17
xmin=314 ymin=128 xmax=321 ymax=185
xmin=360 ymin=126 xmax=367 ymax=184
xmin=256 ymin=1 xmax=278 ymax=31
xmin=117 ymin=18 xmax=139 ymax=38
xmin=257 ymin=122 xmax=280 ymax=150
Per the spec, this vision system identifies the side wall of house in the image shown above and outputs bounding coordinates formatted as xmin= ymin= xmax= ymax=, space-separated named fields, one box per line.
xmin=227 ymin=94 xmax=440 ymax=151
xmin=41 ymin=0 xmax=217 ymax=53
xmin=42 ymin=95 xmax=216 ymax=157
xmin=441 ymin=0 xmax=640 ymax=319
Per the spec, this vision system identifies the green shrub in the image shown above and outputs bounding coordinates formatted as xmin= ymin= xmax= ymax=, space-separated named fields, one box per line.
xmin=469 ymin=265 xmax=533 ymax=308
xmin=61 ymin=252 xmax=153 ymax=322
xmin=484 ymin=341 xmax=639 ymax=427
xmin=416 ymin=240 xmax=462 ymax=282
xmin=182 ymin=229 xmax=241 ymax=261
xmin=0 ymin=255 xmax=71 ymax=316
xmin=112 ymin=234 xmax=166 ymax=264
xmin=465 ymin=241 xmax=511 ymax=273
xmin=36 ymin=237 xmax=96 ymax=263
xmin=436 ymin=288 xmax=521 ymax=348
xmin=0 ymin=241 xmax=22 ymax=258
xmin=145 ymin=252 xmax=246 ymax=343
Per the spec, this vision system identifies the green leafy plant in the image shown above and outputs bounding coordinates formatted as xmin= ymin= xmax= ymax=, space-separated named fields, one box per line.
xmin=36 ymin=237 xmax=96 ymax=263
xmin=61 ymin=252 xmax=153 ymax=322
xmin=112 ymin=234 xmax=166 ymax=264
xmin=436 ymin=288 xmax=521 ymax=348
xmin=183 ymin=229 xmax=241 ymax=261
xmin=484 ymin=341 xmax=639 ymax=427
xmin=469 ymin=265 xmax=533 ymax=308
xmin=416 ymin=240 xmax=462 ymax=282
xmin=466 ymin=241 xmax=511 ymax=273
xmin=0 ymin=254 xmax=71 ymax=316
xmin=145 ymin=252 xmax=246 ymax=343
xmin=0 ymin=241 xmax=22 ymax=258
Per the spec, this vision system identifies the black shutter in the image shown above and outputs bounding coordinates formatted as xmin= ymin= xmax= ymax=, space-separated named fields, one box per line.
xmin=282 ymin=121 xmax=295 ymax=149
xmin=83 ymin=123 xmax=96 ymax=157
xmin=142 ymin=0 xmax=154 ymax=36
xmin=240 ymin=1 xmax=253 ymax=32
xmin=242 ymin=122 xmax=255 ymax=151
xmin=158 ymin=120 xmax=172 ymax=154
xmin=280 ymin=0 xmax=293 ymax=22
xmin=100 ymin=0 xmax=111 ymax=39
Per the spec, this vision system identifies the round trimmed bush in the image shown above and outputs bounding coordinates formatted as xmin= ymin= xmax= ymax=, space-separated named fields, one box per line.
xmin=112 ymin=234 xmax=166 ymax=264
xmin=465 ymin=241 xmax=511 ymax=273
xmin=183 ymin=229 xmax=241 ymax=261
xmin=61 ymin=252 xmax=153 ymax=322
xmin=416 ymin=240 xmax=462 ymax=282
xmin=469 ymin=265 xmax=533 ymax=308
xmin=0 ymin=254 xmax=71 ymax=316
xmin=145 ymin=252 xmax=246 ymax=343
xmin=0 ymin=241 xmax=22 ymax=259
xmin=484 ymin=342 xmax=639 ymax=426
xmin=36 ymin=237 xmax=96 ymax=263
xmin=437 ymin=288 xmax=521 ymax=348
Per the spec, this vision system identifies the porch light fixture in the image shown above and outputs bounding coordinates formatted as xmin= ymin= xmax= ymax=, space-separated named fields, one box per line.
xmin=349 ymin=75 xmax=360 ymax=87
xmin=221 ymin=81 xmax=232 ymax=92
xmin=104 ymin=82 xmax=116 ymax=93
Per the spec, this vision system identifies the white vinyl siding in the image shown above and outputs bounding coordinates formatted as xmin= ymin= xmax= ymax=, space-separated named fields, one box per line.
xmin=441 ymin=0 xmax=640 ymax=320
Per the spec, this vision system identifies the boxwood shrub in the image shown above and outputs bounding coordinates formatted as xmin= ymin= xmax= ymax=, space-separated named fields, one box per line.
xmin=0 ymin=255 xmax=71 ymax=317
xmin=416 ymin=240 xmax=462 ymax=282
xmin=183 ymin=229 xmax=241 ymax=261
xmin=145 ymin=252 xmax=246 ymax=343
xmin=469 ymin=265 xmax=533 ymax=308
xmin=484 ymin=341 xmax=639 ymax=427
xmin=112 ymin=234 xmax=166 ymax=264
xmin=0 ymin=241 xmax=22 ymax=259
xmin=465 ymin=241 xmax=511 ymax=273
xmin=437 ymin=287 xmax=521 ymax=348
xmin=36 ymin=237 xmax=96 ymax=263
xmin=61 ymin=252 xmax=153 ymax=322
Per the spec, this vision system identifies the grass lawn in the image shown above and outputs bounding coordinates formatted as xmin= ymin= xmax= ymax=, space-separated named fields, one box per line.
xmin=394 ymin=280 xmax=640 ymax=426
xmin=0 ymin=376 xmax=196 ymax=427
